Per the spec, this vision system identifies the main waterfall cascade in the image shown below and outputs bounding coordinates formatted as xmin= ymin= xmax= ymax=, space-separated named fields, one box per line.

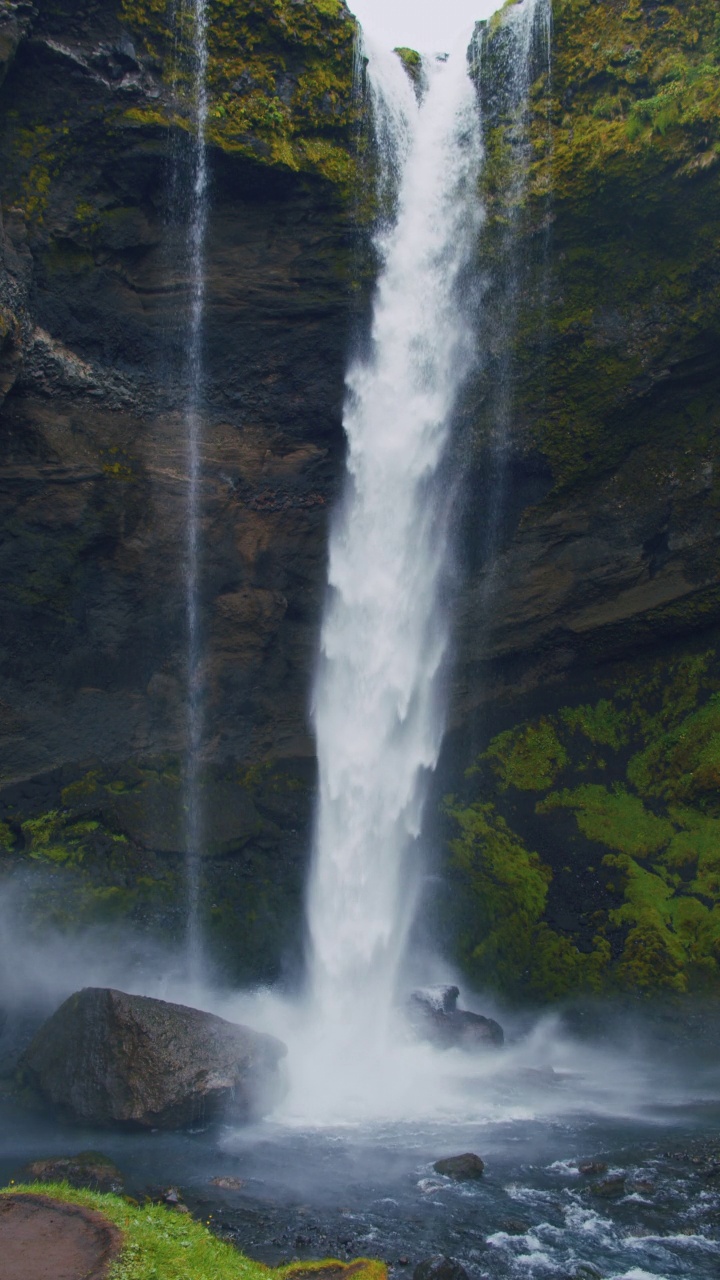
xmin=286 ymin=33 xmax=485 ymax=1114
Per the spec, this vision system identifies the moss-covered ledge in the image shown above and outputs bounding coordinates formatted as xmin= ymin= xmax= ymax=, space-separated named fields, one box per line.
xmin=476 ymin=0 xmax=720 ymax=494
xmin=119 ymin=0 xmax=360 ymax=185
xmin=444 ymin=643 xmax=720 ymax=1001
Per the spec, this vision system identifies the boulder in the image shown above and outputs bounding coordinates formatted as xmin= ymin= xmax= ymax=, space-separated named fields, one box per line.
xmin=413 ymin=1258 xmax=469 ymax=1280
xmin=433 ymin=1153 xmax=485 ymax=1181
xmin=408 ymin=987 xmax=503 ymax=1051
xmin=20 ymin=987 xmax=286 ymax=1130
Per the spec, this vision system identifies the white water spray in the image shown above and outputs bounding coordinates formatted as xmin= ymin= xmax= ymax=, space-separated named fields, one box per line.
xmin=301 ymin=33 xmax=483 ymax=1096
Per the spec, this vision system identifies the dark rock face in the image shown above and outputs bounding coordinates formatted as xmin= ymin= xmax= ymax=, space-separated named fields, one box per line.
xmin=408 ymin=987 xmax=504 ymax=1051
xmin=413 ymin=1258 xmax=469 ymax=1280
xmin=0 ymin=0 xmax=359 ymax=977
xmin=20 ymin=987 xmax=287 ymax=1128
xmin=433 ymin=1153 xmax=485 ymax=1181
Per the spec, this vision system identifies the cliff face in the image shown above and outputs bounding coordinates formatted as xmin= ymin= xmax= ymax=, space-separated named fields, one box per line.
xmin=0 ymin=0 xmax=357 ymax=974
xmin=446 ymin=0 xmax=720 ymax=999
xmin=1 ymin=0 xmax=719 ymax=997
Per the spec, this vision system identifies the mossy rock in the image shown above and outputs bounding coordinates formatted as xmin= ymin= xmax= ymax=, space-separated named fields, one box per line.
xmin=475 ymin=0 xmax=720 ymax=492
xmin=445 ymin=643 xmax=720 ymax=1000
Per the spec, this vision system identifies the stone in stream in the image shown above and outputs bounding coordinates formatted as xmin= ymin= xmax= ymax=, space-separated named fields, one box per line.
xmin=433 ymin=1152 xmax=485 ymax=1180
xmin=19 ymin=987 xmax=286 ymax=1130
xmin=590 ymin=1175 xmax=626 ymax=1198
xmin=408 ymin=986 xmax=504 ymax=1050
xmin=20 ymin=1151 xmax=124 ymax=1193
xmin=413 ymin=1257 xmax=470 ymax=1280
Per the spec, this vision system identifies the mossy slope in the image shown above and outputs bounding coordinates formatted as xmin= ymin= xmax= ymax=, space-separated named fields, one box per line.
xmin=446 ymin=645 xmax=720 ymax=999
xmin=482 ymin=0 xmax=720 ymax=492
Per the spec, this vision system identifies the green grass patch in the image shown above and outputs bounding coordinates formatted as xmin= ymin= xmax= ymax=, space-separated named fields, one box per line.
xmin=0 ymin=1182 xmax=387 ymax=1280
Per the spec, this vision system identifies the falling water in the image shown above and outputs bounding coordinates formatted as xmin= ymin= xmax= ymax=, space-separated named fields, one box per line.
xmin=476 ymin=0 xmax=553 ymax=588
xmin=303 ymin=33 xmax=484 ymax=1082
xmin=183 ymin=0 xmax=209 ymax=983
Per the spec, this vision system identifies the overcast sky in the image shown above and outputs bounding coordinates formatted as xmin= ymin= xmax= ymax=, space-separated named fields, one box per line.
xmin=347 ymin=0 xmax=505 ymax=52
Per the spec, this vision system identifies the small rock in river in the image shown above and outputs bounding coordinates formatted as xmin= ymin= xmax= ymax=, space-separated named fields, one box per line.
xmin=210 ymin=1176 xmax=245 ymax=1190
xmin=591 ymin=1175 xmax=626 ymax=1197
xmin=498 ymin=1218 xmax=528 ymax=1235
xmin=577 ymin=1160 xmax=607 ymax=1175
xmin=413 ymin=1257 xmax=470 ymax=1280
xmin=433 ymin=1153 xmax=485 ymax=1180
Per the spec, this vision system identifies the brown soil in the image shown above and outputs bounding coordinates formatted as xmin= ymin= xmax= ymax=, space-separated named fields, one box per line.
xmin=0 ymin=1193 xmax=122 ymax=1280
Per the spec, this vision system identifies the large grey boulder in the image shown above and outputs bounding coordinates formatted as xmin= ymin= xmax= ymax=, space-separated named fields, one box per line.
xmin=20 ymin=987 xmax=286 ymax=1130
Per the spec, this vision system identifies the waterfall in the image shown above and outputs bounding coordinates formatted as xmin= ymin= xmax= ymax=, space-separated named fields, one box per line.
xmin=302 ymin=32 xmax=483 ymax=1082
xmin=182 ymin=0 xmax=209 ymax=983
xmin=475 ymin=0 xmax=553 ymax=588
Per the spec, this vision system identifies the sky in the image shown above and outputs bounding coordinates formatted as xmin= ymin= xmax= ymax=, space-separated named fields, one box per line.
xmin=346 ymin=0 xmax=505 ymax=53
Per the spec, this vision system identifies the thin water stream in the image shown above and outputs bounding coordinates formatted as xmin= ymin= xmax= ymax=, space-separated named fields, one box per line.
xmin=183 ymin=0 xmax=210 ymax=983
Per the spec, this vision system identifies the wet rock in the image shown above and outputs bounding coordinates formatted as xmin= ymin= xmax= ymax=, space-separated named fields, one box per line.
xmin=408 ymin=988 xmax=503 ymax=1051
xmin=413 ymin=986 xmax=460 ymax=1014
xmin=20 ymin=1150 xmax=124 ymax=1192
xmin=627 ymin=1178 xmax=655 ymax=1195
xmin=577 ymin=1160 xmax=608 ymax=1176
xmin=433 ymin=1153 xmax=485 ymax=1180
xmin=209 ymin=1176 xmax=245 ymax=1191
xmin=498 ymin=1218 xmax=529 ymax=1235
xmin=413 ymin=1258 xmax=470 ymax=1280
xmin=590 ymin=1175 xmax=626 ymax=1198
xmin=20 ymin=987 xmax=286 ymax=1130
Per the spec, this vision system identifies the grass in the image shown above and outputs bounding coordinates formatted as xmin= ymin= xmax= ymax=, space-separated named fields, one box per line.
xmin=0 ymin=1182 xmax=387 ymax=1280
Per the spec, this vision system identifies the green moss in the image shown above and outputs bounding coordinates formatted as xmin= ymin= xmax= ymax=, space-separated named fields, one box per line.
xmin=447 ymin=644 xmax=720 ymax=999
xmin=393 ymin=47 xmax=422 ymax=84
xmin=118 ymin=0 xmax=359 ymax=190
xmin=482 ymin=718 xmax=568 ymax=790
xmin=627 ymin=692 xmax=720 ymax=804
xmin=538 ymin=784 xmax=675 ymax=858
xmin=478 ymin=0 xmax=720 ymax=492
xmin=445 ymin=796 xmax=611 ymax=998
xmin=20 ymin=811 xmax=85 ymax=866
xmin=560 ymin=699 xmax=630 ymax=750
xmin=0 ymin=820 xmax=15 ymax=850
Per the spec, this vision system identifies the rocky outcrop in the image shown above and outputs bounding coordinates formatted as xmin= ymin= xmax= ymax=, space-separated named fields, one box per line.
xmin=433 ymin=1153 xmax=485 ymax=1181
xmin=437 ymin=0 xmax=720 ymax=1001
xmin=0 ymin=0 xmax=359 ymax=976
xmin=408 ymin=986 xmax=504 ymax=1049
xmin=20 ymin=986 xmax=286 ymax=1127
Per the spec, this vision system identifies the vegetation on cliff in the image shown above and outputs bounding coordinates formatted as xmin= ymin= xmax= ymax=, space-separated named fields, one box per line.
xmin=119 ymin=0 xmax=359 ymax=184
xmin=480 ymin=0 xmax=720 ymax=490
xmin=446 ymin=645 xmax=720 ymax=999
xmin=0 ymin=0 xmax=360 ymax=238
xmin=0 ymin=759 xmax=310 ymax=981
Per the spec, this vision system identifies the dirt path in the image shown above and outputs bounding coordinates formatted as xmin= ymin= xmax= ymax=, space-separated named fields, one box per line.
xmin=0 ymin=1193 xmax=122 ymax=1280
